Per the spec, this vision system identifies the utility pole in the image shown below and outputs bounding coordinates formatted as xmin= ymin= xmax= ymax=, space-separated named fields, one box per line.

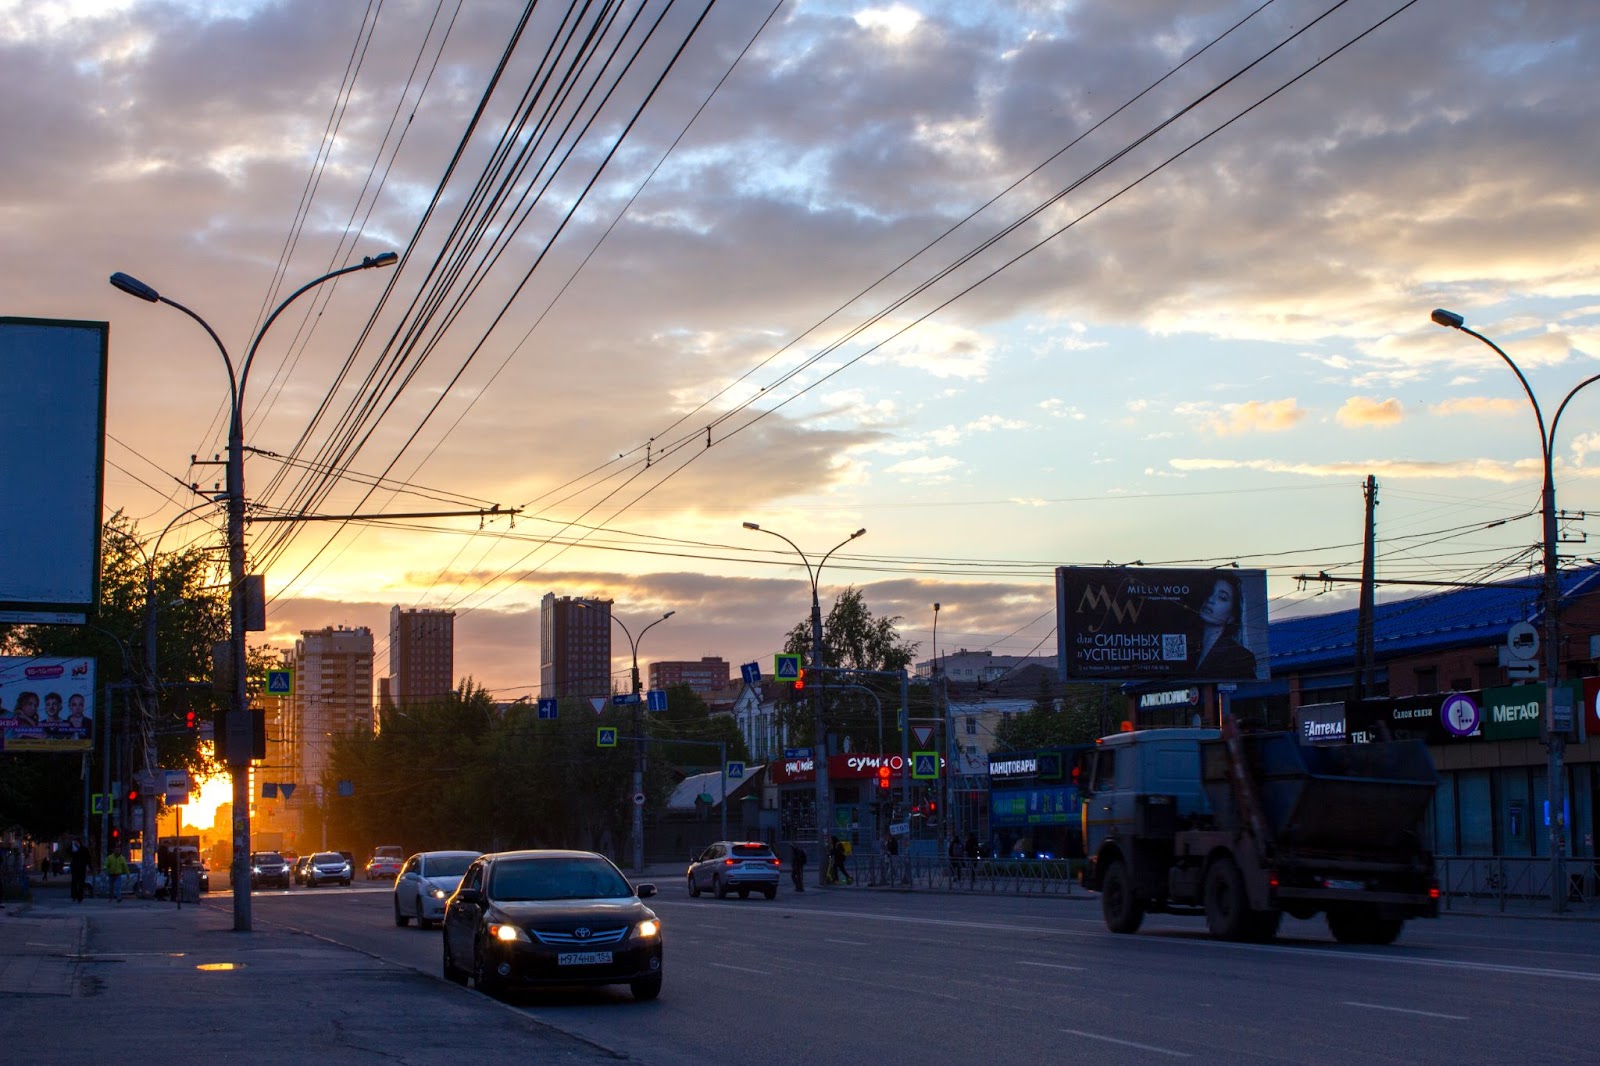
xmin=1354 ymin=475 xmax=1378 ymax=700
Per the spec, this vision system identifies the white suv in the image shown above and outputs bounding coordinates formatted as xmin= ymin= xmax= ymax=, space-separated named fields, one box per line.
xmin=687 ymin=841 xmax=781 ymax=900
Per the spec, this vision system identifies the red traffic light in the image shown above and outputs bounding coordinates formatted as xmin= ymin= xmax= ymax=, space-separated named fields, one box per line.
xmin=185 ymin=710 xmax=198 ymax=730
xmin=876 ymin=765 xmax=891 ymax=790
xmin=126 ymin=787 xmax=140 ymax=803
xmin=793 ymin=668 xmax=805 ymax=691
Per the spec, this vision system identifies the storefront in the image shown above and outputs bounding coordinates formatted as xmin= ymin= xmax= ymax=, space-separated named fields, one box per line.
xmin=766 ymin=752 xmax=918 ymax=848
xmin=986 ymin=747 xmax=1091 ymax=861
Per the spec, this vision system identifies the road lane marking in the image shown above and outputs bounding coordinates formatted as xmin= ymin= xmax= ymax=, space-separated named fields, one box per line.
xmin=1345 ymin=1001 xmax=1469 ymax=1021
xmin=824 ymin=938 xmax=859 ymax=946
xmin=1060 ymin=1027 xmax=1190 ymax=1057
xmin=711 ymin=962 xmax=772 ymax=976
xmin=1019 ymin=960 xmax=1087 ymax=972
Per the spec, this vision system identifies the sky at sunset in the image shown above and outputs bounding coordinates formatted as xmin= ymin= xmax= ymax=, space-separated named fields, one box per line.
xmin=5 ymin=0 xmax=1599 ymax=702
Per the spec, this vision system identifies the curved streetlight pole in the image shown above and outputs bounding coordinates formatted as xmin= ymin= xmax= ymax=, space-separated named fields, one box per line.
xmin=1432 ymin=308 xmax=1600 ymax=913
xmin=110 ymin=251 xmax=397 ymax=930
xmin=743 ymin=522 xmax=865 ymax=886
xmin=588 ymin=606 xmax=674 ymax=875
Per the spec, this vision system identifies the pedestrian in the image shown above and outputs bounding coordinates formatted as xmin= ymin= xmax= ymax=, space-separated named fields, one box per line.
xmin=103 ymin=845 xmax=130 ymax=902
xmin=67 ymin=838 xmax=91 ymax=903
xmin=964 ymin=832 xmax=979 ymax=885
xmin=789 ymin=843 xmax=807 ymax=892
xmin=37 ymin=849 xmax=50 ymax=882
xmin=884 ymin=833 xmax=900 ymax=884
xmin=947 ymin=833 xmax=961 ymax=882
xmin=831 ymin=835 xmax=853 ymax=885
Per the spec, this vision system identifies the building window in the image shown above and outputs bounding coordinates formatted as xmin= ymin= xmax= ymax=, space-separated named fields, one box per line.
xmin=1413 ymin=666 xmax=1438 ymax=694
xmin=965 ymin=716 xmax=977 ymax=736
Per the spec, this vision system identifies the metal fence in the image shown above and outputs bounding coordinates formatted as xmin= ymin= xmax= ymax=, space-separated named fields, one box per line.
xmin=1437 ymin=855 xmax=1600 ymax=912
xmin=854 ymin=853 xmax=1080 ymax=896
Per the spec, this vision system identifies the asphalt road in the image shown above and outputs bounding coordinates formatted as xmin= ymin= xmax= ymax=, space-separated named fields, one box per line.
xmin=243 ymin=881 xmax=1600 ymax=1065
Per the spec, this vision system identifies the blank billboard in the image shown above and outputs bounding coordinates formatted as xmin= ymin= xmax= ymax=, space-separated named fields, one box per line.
xmin=0 ymin=318 xmax=107 ymax=623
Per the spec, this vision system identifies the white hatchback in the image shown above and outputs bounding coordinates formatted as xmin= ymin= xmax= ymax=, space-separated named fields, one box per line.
xmin=394 ymin=850 xmax=481 ymax=929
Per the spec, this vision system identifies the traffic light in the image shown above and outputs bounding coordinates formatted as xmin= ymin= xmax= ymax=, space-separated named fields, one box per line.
xmin=126 ymin=785 xmax=140 ymax=804
xmin=876 ymin=765 xmax=891 ymax=792
xmin=185 ymin=710 xmax=197 ymax=730
xmin=793 ymin=668 xmax=805 ymax=691
xmin=110 ymin=827 xmax=121 ymax=844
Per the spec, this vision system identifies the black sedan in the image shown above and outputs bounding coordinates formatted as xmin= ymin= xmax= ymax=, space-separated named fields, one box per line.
xmin=441 ymin=850 xmax=662 ymax=1001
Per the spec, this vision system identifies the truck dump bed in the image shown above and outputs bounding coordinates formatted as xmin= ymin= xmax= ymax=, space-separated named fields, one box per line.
xmin=1200 ymin=733 xmax=1437 ymax=856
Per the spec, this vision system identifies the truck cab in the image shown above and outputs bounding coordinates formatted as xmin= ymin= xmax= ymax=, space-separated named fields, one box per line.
xmin=1081 ymin=728 xmax=1215 ymax=892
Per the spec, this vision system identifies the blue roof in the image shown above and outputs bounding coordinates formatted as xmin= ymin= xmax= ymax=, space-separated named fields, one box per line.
xmin=1266 ymin=565 xmax=1600 ymax=673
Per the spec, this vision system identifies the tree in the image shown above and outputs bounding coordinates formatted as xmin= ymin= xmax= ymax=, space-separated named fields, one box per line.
xmin=0 ymin=512 xmax=229 ymax=844
xmin=780 ymin=587 xmax=917 ymax=755
xmin=992 ymin=675 xmax=1107 ymax=751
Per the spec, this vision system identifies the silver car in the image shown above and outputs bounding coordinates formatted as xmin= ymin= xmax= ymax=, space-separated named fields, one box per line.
xmin=306 ymin=851 xmax=353 ymax=887
xmin=394 ymin=850 xmax=480 ymax=929
xmin=687 ymin=841 xmax=781 ymax=900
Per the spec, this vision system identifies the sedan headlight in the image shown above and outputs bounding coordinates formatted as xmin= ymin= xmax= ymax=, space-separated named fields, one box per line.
xmin=429 ymin=887 xmax=447 ymax=899
xmin=489 ymin=922 xmax=529 ymax=943
xmin=635 ymin=918 xmax=660 ymax=939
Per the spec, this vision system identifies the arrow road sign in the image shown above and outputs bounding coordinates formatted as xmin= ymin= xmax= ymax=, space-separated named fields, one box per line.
xmin=646 ymin=689 xmax=668 ymax=711
xmin=613 ymin=692 xmax=641 ymax=705
xmin=741 ymin=661 xmax=761 ymax=685
xmin=726 ymin=761 xmax=745 ymax=780
xmin=597 ymin=727 xmax=618 ymax=748
xmin=912 ymin=752 xmax=938 ymax=780
xmin=537 ymin=697 xmax=559 ymax=719
xmin=774 ymin=654 xmax=801 ymax=681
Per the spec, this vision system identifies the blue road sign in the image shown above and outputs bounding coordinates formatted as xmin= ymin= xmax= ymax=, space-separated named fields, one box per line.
xmin=266 ymin=668 xmax=293 ymax=695
xmin=774 ymin=653 xmax=801 ymax=681
xmin=726 ymin=761 xmax=745 ymax=780
xmin=783 ymin=747 xmax=812 ymax=759
xmin=597 ymin=727 xmax=618 ymax=748
xmin=912 ymin=752 xmax=938 ymax=780
xmin=646 ymin=689 xmax=667 ymax=711
xmin=613 ymin=692 xmax=641 ymax=705
xmin=740 ymin=661 xmax=761 ymax=685
xmin=337 ymin=779 xmax=355 ymax=797
xmin=537 ymin=697 xmax=559 ymax=720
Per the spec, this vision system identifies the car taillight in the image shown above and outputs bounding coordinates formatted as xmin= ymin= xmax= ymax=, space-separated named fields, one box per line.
xmin=724 ymin=858 xmax=736 ymax=866
xmin=771 ymin=859 xmax=781 ymax=867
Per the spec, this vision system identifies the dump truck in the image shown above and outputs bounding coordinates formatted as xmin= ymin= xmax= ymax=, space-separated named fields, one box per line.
xmin=1080 ymin=725 xmax=1439 ymax=943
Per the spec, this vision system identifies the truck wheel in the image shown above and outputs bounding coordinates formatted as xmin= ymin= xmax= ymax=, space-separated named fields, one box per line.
xmin=1203 ymin=857 xmax=1253 ymax=941
xmin=1327 ymin=907 xmax=1403 ymax=945
xmin=1100 ymin=859 xmax=1144 ymax=934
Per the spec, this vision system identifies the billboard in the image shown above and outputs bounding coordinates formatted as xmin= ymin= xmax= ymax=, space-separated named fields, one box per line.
xmin=1056 ymin=566 xmax=1269 ymax=682
xmin=0 ymin=656 xmax=97 ymax=752
xmin=0 ymin=318 xmax=108 ymax=624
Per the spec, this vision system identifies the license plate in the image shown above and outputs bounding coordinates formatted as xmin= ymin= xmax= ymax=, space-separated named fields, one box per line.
xmin=1326 ymin=879 xmax=1364 ymax=891
xmin=558 ymin=951 xmax=613 ymax=966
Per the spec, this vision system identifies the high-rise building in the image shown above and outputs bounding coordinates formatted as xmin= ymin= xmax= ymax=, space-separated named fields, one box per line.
xmin=540 ymin=593 xmax=614 ymax=698
xmin=648 ymin=656 xmax=730 ymax=695
xmin=285 ymin=626 xmax=375 ymax=806
xmin=387 ymin=606 xmax=455 ymax=709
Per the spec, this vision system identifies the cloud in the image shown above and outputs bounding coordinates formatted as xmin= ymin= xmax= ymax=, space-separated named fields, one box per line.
xmin=1168 ymin=456 xmax=1548 ymax=483
xmin=1429 ymin=396 xmax=1522 ymax=417
xmin=1178 ymin=398 xmax=1306 ymax=436
xmin=884 ymin=455 xmax=962 ymax=480
xmin=1038 ymin=398 xmax=1085 ymax=420
xmin=1335 ymin=396 xmax=1403 ymax=427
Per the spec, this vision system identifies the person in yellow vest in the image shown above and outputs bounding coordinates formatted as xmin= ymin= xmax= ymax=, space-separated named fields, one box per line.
xmin=103 ymin=845 xmax=130 ymax=902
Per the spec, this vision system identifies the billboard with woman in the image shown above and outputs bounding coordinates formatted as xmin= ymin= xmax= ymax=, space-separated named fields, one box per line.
xmin=1055 ymin=566 xmax=1269 ymax=682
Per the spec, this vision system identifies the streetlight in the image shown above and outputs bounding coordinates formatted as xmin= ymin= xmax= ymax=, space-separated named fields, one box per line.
xmin=743 ymin=521 xmax=865 ymax=887
xmin=1432 ymin=307 xmax=1600 ymax=913
xmin=579 ymin=603 xmax=673 ymax=875
xmin=110 ymin=251 xmax=398 ymax=931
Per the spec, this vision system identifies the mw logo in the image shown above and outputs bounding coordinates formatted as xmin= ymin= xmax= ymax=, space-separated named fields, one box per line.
xmin=1076 ymin=584 xmax=1144 ymax=631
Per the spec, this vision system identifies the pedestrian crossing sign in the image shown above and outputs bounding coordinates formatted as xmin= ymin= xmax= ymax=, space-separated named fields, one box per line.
xmin=266 ymin=668 xmax=293 ymax=695
xmin=912 ymin=751 xmax=938 ymax=779
xmin=597 ymin=727 xmax=618 ymax=748
xmin=774 ymin=653 xmax=801 ymax=681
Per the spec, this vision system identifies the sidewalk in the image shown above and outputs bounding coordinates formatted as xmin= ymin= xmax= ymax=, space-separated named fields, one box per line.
xmin=0 ymin=881 xmax=626 ymax=1064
